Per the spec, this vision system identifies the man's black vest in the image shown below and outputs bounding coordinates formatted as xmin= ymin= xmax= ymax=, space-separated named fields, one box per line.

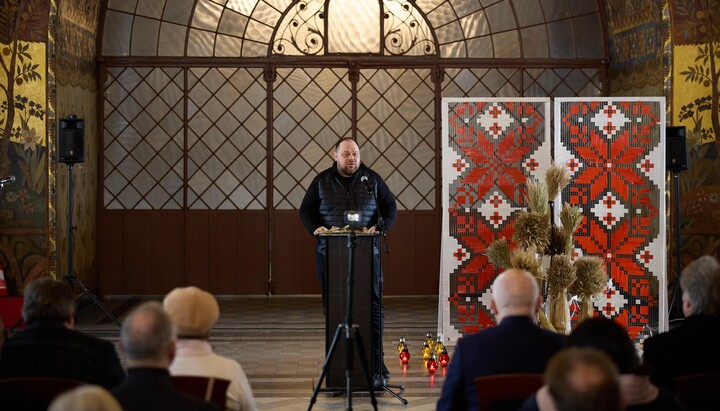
xmin=317 ymin=168 xmax=376 ymax=230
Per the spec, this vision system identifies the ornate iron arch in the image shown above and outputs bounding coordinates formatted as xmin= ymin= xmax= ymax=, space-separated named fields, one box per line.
xmin=269 ymin=0 xmax=439 ymax=57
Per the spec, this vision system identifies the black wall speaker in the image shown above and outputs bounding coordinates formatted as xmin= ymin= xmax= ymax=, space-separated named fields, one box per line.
xmin=58 ymin=115 xmax=85 ymax=164
xmin=666 ymin=126 xmax=688 ymax=171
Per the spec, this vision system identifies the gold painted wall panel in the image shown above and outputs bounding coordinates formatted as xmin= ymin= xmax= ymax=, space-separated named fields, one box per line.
xmin=0 ymin=0 xmax=51 ymax=295
xmin=669 ymin=0 xmax=720 ymax=263
xmin=55 ymin=0 xmax=100 ymax=288
xmin=56 ymin=86 xmax=98 ymax=288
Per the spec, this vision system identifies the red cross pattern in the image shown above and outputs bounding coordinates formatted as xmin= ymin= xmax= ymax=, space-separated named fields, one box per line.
xmin=639 ymin=158 xmax=654 ymax=173
xmin=525 ymin=157 xmax=539 ymax=171
xmin=639 ymin=250 xmax=653 ymax=265
xmin=453 ymin=248 xmax=467 ymax=261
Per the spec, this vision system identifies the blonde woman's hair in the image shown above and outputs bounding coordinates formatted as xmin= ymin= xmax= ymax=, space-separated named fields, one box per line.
xmin=48 ymin=385 xmax=123 ymax=411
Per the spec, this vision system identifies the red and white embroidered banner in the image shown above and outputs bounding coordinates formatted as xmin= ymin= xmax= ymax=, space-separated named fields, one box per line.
xmin=554 ymin=98 xmax=667 ymax=339
xmin=439 ymin=97 xmax=666 ymax=345
xmin=440 ymin=98 xmax=552 ymax=344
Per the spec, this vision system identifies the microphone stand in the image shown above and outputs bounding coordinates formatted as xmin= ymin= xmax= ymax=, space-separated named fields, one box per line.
xmin=364 ymin=180 xmax=406 ymax=404
xmin=365 ymin=180 xmax=390 ymax=253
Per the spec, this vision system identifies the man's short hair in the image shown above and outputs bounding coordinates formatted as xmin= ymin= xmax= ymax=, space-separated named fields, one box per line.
xmin=121 ymin=301 xmax=176 ymax=362
xmin=21 ymin=277 xmax=75 ymax=323
xmin=546 ymin=347 xmax=621 ymax=411
xmin=680 ymin=255 xmax=720 ymax=316
xmin=334 ymin=137 xmax=357 ymax=152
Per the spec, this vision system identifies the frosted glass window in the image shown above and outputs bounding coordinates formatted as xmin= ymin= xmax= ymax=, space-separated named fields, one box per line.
xmin=512 ymin=0 xmax=544 ymax=27
xmin=226 ymin=0 xmax=260 ymax=16
xmin=218 ymin=9 xmax=249 ymax=36
xmin=103 ymin=11 xmax=134 ymax=56
xmin=158 ymin=22 xmax=187 ymax=56
xmin=492 ymin=31 xmax=521 ymax=58
xmin=107 ymin=0 xmax=137 ymax=13
xmin=573 ymin=15 xmax=603 ymax=58
xmin=162 ymin=0 xmax=194 ymax=25
xmin=192 ymin=0 xmax=224 ymax=31
xmin=547 ymin=19 xmax=575 ymax=58
xmin=188 ymin=29 xmax=216 ymax=56
xmin=540 ymin=0 xmax=570 ymax=21
xmin=136 ymin=0 xmax=165 ymax=19
xmin=460 ymin=11 xmax=490 ymax=39
xmin=484 ymin=1 xmax=516 ymax=33
xmin=327 ymin=0 xmax=380 ymax=53
xmin=520 ymin=25 xmax=549 ymax=58
xmin=131 ymin=17 xmax=160 ymax=56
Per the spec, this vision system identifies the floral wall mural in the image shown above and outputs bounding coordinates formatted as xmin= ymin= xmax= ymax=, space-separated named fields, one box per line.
xmin=670 ymin=0 xmax=720 ymax=264
xmin=0 ymin=0 xmax=51 ymax=295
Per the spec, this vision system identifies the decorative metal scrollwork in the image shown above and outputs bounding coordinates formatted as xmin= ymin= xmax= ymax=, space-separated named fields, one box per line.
xmin=383 ymin=0 xmax=436 ymax=56
xmin=270 ymin=0 xmax=437 ymax=57
xmin=272 ymin=0 xmax=325 ymax=56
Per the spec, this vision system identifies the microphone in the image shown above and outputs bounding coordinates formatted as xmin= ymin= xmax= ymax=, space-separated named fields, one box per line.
xmin=0 ymin=175 xmax=15 ymax=185
xmin=360 ymin=175 xmax=373 ymax=194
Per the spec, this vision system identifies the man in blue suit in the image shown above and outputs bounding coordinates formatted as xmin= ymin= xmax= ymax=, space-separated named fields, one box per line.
xmin=437 ymin=269 xmax=565 ymax=411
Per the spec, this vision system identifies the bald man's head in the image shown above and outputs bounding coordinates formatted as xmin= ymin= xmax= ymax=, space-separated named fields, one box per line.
xmin=490 ymin=269 xmax=541 ymax=323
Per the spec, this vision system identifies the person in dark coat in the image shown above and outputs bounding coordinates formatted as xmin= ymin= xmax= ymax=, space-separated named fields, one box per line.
xmin=437 ymin=269 xmax=565 ymax=411
xmin=643 ymin=255 xmax=720 ymax=390
xmin=0 ymin=277 xmax=125 ymax=388
xmin=299 ymin=137 xmax=397 ymax=386
xmin=111 ymin=301 xmax=218 ymax=411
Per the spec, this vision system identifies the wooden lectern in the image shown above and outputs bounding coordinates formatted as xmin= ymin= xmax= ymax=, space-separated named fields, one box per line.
xmin=323 ymin=233 xmax=378 ymax=390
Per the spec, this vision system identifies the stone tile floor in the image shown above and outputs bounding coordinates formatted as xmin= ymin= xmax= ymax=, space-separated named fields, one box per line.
xmin=77 ymin=295 xmax=447 ymax=410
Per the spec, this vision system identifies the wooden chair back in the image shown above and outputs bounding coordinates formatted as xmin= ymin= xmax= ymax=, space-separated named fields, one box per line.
xmin=171 ymin=375 xmax=230 ymax=409
xmin=0 ymin=376 xmax=85 ymax=411
xmin=675 ymin=371 xmax=720 ymax=411
xmin=474 ymin=373 xmax=544 ymax=411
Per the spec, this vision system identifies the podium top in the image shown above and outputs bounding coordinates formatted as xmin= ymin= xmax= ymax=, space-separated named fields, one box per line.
xmin=318 ymin=232 xmax=379 ymax=237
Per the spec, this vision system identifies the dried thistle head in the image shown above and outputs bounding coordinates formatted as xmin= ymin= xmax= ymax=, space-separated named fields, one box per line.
xmin=545 ymin=226 xmax=569 ymax=256
xmin=512 ymin=211 xmax=550 ymax=251
xmin=485 ymin=238 xmax=512 ymax=269
xmin=508 ymin=248 xmax=542 ymax=280
xmin=526 ymin=178 xmax=548 ymax=215
xmin=546 ymin=255 xmax=576 ymax=294
xmin=560 ymin=203 xmax=583 ymax=236
xmin=569 ymin=256 xmax=607 ymax=297
xmin=546 ymin=163 xmax=571 ymax=200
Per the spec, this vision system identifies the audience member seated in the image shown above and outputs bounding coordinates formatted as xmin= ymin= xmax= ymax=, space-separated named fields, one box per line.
xmin=48 ymin=384 xmax=123 ymax=411
xmin=164 ymin=286 xmax=258 ymax=411
xmin=542 ymin=347 xmax=622 ymax=411
xmin=521 ymin=317 xmax=685 ymax=411
xmin=437 ymin=269 xmax=566 ymax=411
xmin=643 ymin=255 xmax=720 ymax=389
xmin=111 ymin=301 xmax=218 ymax=411
xmin=0 ymin=277 xmax=125 ymax=388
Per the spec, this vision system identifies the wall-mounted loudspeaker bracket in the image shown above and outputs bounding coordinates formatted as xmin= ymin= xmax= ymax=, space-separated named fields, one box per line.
xmin=59 ymin=114 xmax=85 ymax=164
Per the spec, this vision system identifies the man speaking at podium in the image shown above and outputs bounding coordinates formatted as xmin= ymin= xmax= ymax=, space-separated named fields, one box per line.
xmin=300 ymin=137 xmax=397 ymax=387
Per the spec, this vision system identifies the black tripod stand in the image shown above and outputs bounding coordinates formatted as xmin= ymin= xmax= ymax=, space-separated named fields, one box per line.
xmin=668 ymin=168 xmax=684 ymax=321
xmin=665 ymin=125 xmax=689 ymax=322
xmin=665 ymin=126 xmax=688 ymax=321
xmin=64 ymin=163 xmax=120 ymax=327
xmin=309 ymin=230 xmax=379 ymax=410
